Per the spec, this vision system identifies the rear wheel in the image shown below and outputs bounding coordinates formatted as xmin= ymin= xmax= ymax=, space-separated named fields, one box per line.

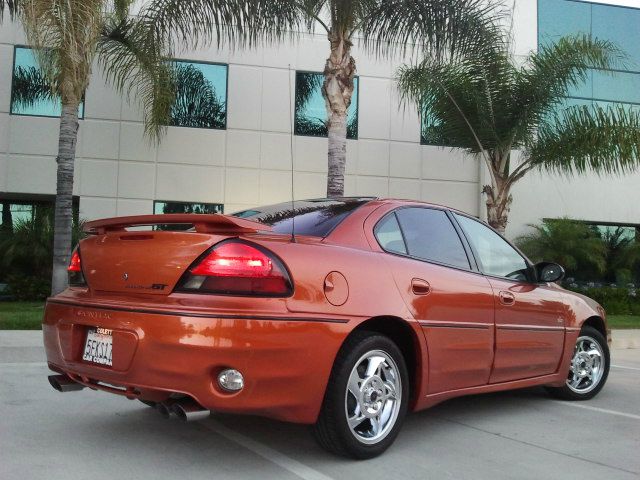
xmin=546 ymin=326 xmax=609 ymax=400
xmin=313 ymin=331 xmax=409 ymax=459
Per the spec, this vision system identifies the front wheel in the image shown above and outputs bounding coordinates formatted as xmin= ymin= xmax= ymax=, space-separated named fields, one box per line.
xmin=546 ymin=326 xmax=609 ymax=401
xmin=313 ymin=331 xmax=409 ymax=459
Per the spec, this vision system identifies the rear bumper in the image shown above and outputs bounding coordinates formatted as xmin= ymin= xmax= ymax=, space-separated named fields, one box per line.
xmin=43 ymin=299 xmax=350 ymax=424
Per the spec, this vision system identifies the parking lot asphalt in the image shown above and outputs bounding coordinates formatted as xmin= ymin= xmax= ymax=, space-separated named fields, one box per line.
xmin=1 ymin=331 xmax=639 ymax=480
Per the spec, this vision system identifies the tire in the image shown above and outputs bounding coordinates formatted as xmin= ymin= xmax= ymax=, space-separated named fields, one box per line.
xmin=139 ymin=399 xmax=157 ymax=408
xmin=546 ymin=326 xmax=610 ymax=401
xmin=313 ymin=331 xmax=409 ymax=459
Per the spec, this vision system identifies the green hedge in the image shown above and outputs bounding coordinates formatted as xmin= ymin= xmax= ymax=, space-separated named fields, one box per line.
xmin=567 ymin=286 xmax=640 ymax=315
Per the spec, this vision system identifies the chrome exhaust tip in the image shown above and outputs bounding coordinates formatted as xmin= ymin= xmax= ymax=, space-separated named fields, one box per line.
xmin=48 ymin=374 xmax=85 ymax=393
xmin=171 ymin=398 xmax=210 ymax=422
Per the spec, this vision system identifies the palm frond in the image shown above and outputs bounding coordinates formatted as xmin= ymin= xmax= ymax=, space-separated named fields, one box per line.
xmin=0 ymin=0 xmax=18 ymax=21
xmin=359 ymin=0 xmax=504 ymax=59
xmin=530 ymin=104 xmax=640 ymax=176
xmin=513 ymin=35 xmax=625 ymax=140
xmin=97 ymin=14 xmax=174 ymax=141
xmin=141 ymin=0 xmax=305 ymax=52
xmin=20 ymin=0 xmax=104 ymax=102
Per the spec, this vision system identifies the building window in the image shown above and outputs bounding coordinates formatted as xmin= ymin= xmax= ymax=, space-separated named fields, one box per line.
xmin=10 ymin=46 xmax=85 ymax=118
xmin=0 ymin=198 xmax=79 ymax=232
xmin=169 ymin=60 xmax=227 ymax=129
xmin=153 ymin=201 xmax=223 ymax=231
xmin=154 ymin=201 xmax=223 ymax=215
xmin=294 ymin=71 xmax=359 ymax=139
xmin=538 ymin=0 xmax=640 ymax=109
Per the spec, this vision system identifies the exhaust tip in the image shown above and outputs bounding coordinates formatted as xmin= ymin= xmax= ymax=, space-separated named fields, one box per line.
xmin=156 ymin=402 xmax=172 ymax=419
xmin=171 ymin=399 xmax=210 ymax=422
xmin=48 ymin=375 xmax=85 ymax=393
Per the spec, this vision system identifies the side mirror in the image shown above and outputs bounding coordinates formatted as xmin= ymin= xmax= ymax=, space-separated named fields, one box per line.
xmin=536 ymin=262 xmax=565 ymax=283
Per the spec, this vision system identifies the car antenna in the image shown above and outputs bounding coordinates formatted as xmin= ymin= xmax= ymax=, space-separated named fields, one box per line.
xmin=287 ymin=63 xmax=296 ymax=243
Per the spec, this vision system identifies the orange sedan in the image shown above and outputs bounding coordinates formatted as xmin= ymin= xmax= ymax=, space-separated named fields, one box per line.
xmin=43 ymin=198 xmax=610 ymax=458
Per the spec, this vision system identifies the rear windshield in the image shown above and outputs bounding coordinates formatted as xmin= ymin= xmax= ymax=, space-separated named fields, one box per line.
xmin=233 ymin=198 xmax=373 ymax=237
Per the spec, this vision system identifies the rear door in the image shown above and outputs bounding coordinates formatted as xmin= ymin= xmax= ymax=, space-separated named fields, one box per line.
xmin=453 ymin=214 xmax=565 ymax=383
xmin=374 ymin=207 xmax=495 ymax=394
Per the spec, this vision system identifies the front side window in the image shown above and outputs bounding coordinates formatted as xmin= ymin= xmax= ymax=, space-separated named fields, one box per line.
xmin=169 ymin=60 xmax=227 ymax=129
xmin=455 ymin=214 xmax=528 ymax=281
xmin=394 ymin=208 xmax=470 ymax=269
xmin=294 ymin=71 xmax=358 ymax=139
xmin=11 ymin=46 xmax=84 ymax=118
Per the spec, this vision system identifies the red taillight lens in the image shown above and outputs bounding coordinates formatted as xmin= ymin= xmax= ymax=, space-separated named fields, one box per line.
xmin=178 ymin=241 xmax=292 ymax=296
xmin=68 ymin=250 xmax=81 ymax=272
xmin=68 ymin=248 xmax=86 ymax=286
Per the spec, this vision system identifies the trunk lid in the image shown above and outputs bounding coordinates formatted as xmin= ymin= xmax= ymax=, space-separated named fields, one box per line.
xmin=79 ymin=214 xmax=270 ymax=295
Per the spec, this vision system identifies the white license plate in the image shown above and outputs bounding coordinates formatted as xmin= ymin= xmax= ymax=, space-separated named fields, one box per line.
xmin=82 ymin=327 xmax=113 ymax=367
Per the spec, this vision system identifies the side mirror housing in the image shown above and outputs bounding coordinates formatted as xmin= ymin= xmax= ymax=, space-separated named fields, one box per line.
xmin=536 ymin=262 xmax=565 ymax=283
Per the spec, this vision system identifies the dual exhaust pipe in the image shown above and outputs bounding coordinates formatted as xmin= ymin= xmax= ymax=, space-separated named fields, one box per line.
xmin=48 ymin=374 xmax=209 ymax=422
xmin=157 ymin=398 xmax=210 ymax=422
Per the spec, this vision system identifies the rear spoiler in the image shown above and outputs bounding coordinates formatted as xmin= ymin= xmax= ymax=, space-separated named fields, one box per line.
xmin=83 ymin=214 xmax=272 ymax=235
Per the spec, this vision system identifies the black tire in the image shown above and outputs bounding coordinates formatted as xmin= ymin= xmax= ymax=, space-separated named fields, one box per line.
xmin=546 ymin=326 xmax=609 ymax=401
xmin=313 ymin=331 xmax=409 ymax=459
xmin=139 ymin=399 xmax=157 ymax=408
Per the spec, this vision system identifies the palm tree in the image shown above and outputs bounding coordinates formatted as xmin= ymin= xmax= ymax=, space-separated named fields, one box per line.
xmin=144 ymin=0 xmax=501 ymax=197
xmin=398 ymin=34 xmax=640 ymax=234
xmin=515 ymin=218 xmax=606 ymax=281
xmin=1 ymin=1 xmax=175 ymax=294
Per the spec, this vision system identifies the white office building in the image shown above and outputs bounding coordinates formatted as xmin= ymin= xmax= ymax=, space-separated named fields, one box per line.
xmin=0 ymin=0 xmax=639 ymax=238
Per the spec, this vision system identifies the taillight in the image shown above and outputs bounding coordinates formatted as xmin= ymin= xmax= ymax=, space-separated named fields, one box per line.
xmin=177 ymin=240 xmax=293 ymax=296
xmin=68 ymin=248 xmax=86 ymax=286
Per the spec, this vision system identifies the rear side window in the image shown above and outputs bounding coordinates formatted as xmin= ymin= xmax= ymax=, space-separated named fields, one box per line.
xmin=374 ymin=213 xmax=407 ymax=254
xmin=395 ymin=208 xmax=470 ymax=269
xmin=232 ymin=198 xmax=372 ymax=237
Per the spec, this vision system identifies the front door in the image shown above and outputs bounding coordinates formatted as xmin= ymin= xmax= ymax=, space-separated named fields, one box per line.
xmin=453 ymin=214 xmax=565 ymax=383
xmin=374 ymin=207 xmax=495 ymax=394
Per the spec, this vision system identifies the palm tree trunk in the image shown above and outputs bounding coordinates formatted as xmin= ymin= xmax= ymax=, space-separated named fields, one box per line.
xmin=1 ymin=201 xmax=12 ymax=233
xmin=482 ymin=176 xmax=512 ymax=236
xmin=323 ymin=32 xmax=356 ymax=198
xmin=51 ymin=101 xmax=80 ymax=296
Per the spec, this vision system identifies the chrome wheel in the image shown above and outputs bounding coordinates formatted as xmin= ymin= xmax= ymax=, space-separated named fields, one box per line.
xmin=345 ymin=350 xmax=402 ymax=445
xmin=567 ymin=335 xmax=605 ymax=394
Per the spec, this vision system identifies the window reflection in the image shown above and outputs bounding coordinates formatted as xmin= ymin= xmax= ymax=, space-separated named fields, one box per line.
xmin=169 ymin=60 xmax=227 ymax=129
xmin=11 ymin=47 xmax=85 ymax=118
xmin=294 ymin=72 xmax=358 ymax=139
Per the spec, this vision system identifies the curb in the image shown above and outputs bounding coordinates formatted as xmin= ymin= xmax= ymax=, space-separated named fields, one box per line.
xmin=611 ymin=329 xmax=640 ymax=350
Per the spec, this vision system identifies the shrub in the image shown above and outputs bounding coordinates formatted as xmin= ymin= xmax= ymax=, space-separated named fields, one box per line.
xmin=5 ymin=273 xmax=51 ymax=301
xmin=567 ymin=286 xmax=635 ymax=315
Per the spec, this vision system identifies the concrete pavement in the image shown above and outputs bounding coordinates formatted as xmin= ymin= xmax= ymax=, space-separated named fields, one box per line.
xmin=1 ymin=331 xmax=639 ymax=480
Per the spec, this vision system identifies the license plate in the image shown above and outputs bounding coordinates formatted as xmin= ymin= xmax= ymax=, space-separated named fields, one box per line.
xmin=82 ymin=327 xmax=113 ymax=367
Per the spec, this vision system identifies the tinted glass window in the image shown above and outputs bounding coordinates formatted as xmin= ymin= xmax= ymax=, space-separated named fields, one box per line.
xmin=169 ymin=60 xmax=227 ymax=129
xmin=395 ymin=208 xmax=470 ymax=269
xmin=538 ymin=0 xmax=640 ymax=109
xmin=11 ymin=47 xmax=84 ymax=118
xmin=233 ymin=198 xmax=371 ymax=237
xmin=455 ymin=214 xmax=528 ymax=281
xmin=374 ymin=213 xmax=407 ymax=254
xmin=154 ymin=201 xmax=223 ymax=231
xmin=295 ymin=71 xmax=358 ymax=139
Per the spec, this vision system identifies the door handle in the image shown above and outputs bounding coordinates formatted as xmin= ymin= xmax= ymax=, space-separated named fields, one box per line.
xmin=499 ymin=291 xmax=515 ymax=306
xmin=411 ymin=278 xmax=431 ymax=296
